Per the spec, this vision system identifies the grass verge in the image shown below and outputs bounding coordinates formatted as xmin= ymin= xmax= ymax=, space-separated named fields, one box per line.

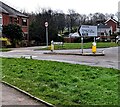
xmin=1 ymin=57 xmax=120 ymax=105
xmin=0 ymin=48 xmax=11 ymax=52
xmin=35 ymin=42 xmax=118 ymax=50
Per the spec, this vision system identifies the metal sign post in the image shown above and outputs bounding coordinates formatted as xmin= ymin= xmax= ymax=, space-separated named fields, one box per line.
xmin=94 ymin=37 xmax=96 ymax=42
xmin=81 ymin=37 xmax=83 ymax=53
xmin=45 ymin=22 xmax=48 ymax=47
xmin=78 ymin=25 xmax=97 ymax=54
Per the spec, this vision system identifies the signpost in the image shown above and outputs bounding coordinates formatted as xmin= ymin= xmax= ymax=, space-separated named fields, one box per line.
xmin=79 ymin=25 xmax=97 ymax=53
xmin=81 ymin=37 xmax=84 ymax=53
xmin=45 ymin=22 xmax=48 ymax=47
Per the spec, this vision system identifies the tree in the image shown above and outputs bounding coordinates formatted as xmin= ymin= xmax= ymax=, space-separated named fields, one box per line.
xmin=54 ymin=12 xmax=65 ymax=34
xmin=28 ymin=7 xmax=117 ymax=45
xmin=67 ymin=9 xmax=80 ymax=33
xmin=29 ymin=8 xmax=63 ymax=45
xmin=2 ymin=24 xmax=23 ymax=47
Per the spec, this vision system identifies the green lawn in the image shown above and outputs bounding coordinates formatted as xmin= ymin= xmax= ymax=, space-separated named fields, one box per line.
xmin=0 ymin=48 xmax=11 ymax=52
xmin=1 ymin=58 xmax=120 ymax=106
xmin=35 ymin=42 xmax=118 ymax=50
xmin=64 ymin=42 xmax=118 ymax=49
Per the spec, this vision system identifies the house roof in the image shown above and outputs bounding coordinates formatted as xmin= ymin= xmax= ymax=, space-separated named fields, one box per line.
xmin=97 ymin=24 xmax=110 ymax=29
xmin=0 ymin=6 xmax=8 ymax=14
xmin=105 ymin=18 xmax=118 ymax=24
xmin=0 ymin=1 xmax=28 ymax=18
xmin=69 ymin=32 xmax=80 ymax=38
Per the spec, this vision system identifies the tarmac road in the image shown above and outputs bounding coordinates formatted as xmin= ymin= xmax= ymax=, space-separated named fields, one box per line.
xmin=1 ymin=46 xmax=120 ymax=69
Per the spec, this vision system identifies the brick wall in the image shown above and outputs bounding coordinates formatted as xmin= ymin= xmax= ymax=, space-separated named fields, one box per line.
xmin=2 ymin=13 xmax=29 ymax=34
xmin=2 ymin=14 xmax=9 ymax=25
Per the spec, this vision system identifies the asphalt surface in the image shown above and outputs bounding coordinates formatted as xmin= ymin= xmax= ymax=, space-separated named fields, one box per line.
xmin=1 ymin=46 xmax=120 ymax=69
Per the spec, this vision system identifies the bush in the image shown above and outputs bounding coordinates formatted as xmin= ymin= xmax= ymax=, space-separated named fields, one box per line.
xmin=2 ymin=24 xmax=23 ymax=47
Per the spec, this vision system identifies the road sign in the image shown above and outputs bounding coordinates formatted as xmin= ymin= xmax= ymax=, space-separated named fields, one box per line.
xmin=45 ymin=22 xmax=48 ymax=27
xmin=79 ymin=25 xmax=97 ymax=37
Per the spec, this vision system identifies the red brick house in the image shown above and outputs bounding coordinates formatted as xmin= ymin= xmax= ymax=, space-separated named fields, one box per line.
xmin=0 ymin=1 xmax=29 ymax=46
xmin=105 ymin=18 xmax=119 ymax=33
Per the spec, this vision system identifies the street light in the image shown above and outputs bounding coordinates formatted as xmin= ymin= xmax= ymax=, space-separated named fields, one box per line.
xmin=45 ymin=22 xmax=48 ymax=47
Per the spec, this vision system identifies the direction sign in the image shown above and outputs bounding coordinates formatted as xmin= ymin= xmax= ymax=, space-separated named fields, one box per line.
xmin=79 ymin=25 xmax=97 ymax=37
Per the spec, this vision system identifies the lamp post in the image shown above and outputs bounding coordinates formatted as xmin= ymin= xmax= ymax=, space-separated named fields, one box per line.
xmin=45 ymin=22 xmax=48 ymax=47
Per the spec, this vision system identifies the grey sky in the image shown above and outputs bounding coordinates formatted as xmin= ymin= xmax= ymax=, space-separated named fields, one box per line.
xmin=1 ymin=0 xmax=120 ymax=14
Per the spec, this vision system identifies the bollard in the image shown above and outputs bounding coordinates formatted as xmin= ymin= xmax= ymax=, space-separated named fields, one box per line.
xmin=92 ymin=42 xmax=96 ymax=54
xmin=51 ymin=40 xmax=54 ymax=52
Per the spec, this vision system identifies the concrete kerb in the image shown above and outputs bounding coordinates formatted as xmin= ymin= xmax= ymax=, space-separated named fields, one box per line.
xmin=2 ymin=81 xmax=54 ymax=107
xmin=44 ymin=52 xmax=105 ymax=56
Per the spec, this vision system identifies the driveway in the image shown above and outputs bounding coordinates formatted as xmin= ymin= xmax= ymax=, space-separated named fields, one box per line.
xmin=1 ymin=46 xmax=120 ymax=69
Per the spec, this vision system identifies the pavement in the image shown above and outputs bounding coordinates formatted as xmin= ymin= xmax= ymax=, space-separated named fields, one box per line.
xmin=1 ymin=82 xmax=50 ymax=106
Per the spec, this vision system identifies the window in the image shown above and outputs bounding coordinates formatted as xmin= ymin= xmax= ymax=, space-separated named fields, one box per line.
xmin=101 ymin=33 xmax=104 ymax=35
xmin=10 ymin=17 xmax=12 ymax=23
xmin=0 ymin=17 xmax=2 ymax=24
xmin=22 ymin=18 xmax=27 ymax=26
xmin=13 ymin=18 xmax=19 ymax=24
xmin=0 ymin=15 xmax=2 ymax=32
xmin=0 ymin=14 xmax=2 ymax=23
xmin=17 ymin=18 xmax=19 ymax=24
xmin=0 ymin=18 xmax=2 ymax=24
xmin=0 ymin=26 xmax=2 ymax=33
xmin=14 ymin=18 xmax=17 ymax=24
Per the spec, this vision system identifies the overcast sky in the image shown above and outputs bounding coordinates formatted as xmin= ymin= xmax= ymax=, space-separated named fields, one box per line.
xmin=1 ymin=0 xmax=120 ymax=14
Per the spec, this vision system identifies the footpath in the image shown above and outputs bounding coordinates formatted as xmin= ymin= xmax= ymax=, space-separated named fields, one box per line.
xmin=1 ymin=82 xmax=51 ymax=106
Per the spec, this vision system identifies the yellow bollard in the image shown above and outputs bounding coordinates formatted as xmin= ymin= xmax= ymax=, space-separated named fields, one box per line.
xmin=51 ymin=40 xmax=54 ymax=52
xmin=92 ymin=42 xmax=96 ymax=54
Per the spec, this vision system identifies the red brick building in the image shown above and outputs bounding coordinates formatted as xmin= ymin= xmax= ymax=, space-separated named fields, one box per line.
xmin=105 ymin=18 xmax=119 ymax=33
xmin=0 ymin=1 xmax=29 ymax=45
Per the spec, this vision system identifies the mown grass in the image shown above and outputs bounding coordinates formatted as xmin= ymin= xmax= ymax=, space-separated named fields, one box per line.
xmin=35 ymin=42 xmax=118 ymax=50
xmin=63 ymin=42 xmax=118 ymax=49
xmin=1 ymin=57 xmax=120 ymax=106
xmin=0 ymin=48 xmax=11 ymax=52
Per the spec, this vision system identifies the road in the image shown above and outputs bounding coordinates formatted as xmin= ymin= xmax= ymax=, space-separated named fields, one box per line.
xmin=1 ymin=46 xmax=120 ymax=69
